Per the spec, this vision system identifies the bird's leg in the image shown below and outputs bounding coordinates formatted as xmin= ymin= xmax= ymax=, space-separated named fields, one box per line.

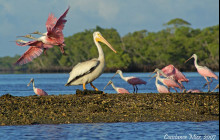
xmin=83 ymin=83 xmax=86 ymax=90
xmin=136 ymin=86 xmax=138 ymax=93
xmin=209 ymin=77 xmax=213 ymax=84
xmin=90 ymin=83 xmax=99 ymax=91
xmin=211 ymin=84 xmax=219 ymax=92
xmin=59 ymin=44 xmax=66 ymax=55
xmin=173 ymin=87 xmax=178 ymax=93
xmin=203 ymin=77 xmax=210 ymax=88
xmin=43 ymin=49 xmax=48 ymax=56
xmin=168 ymin=87 xmax=171 ymax=92
xmin=203 ymin=77 xmax=210 ymax=92
xmin=132 ymin=85 xmax=135 ymax=93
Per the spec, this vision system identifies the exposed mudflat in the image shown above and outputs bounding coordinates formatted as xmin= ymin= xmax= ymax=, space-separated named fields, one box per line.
xmin=0 ymin=91 xmax=219 ymax=126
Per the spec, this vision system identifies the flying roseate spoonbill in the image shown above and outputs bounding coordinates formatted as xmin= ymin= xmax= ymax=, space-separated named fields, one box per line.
xmin=162 ymin=64 xmax=189 ymax=88
xmin=65 ymin=32 xmax=117 ymax=91
xmin=27 ymin=78 xmax=48 ymax=96
xmin=185 ymin=54 xmax=218 ymax=92
xmin=15 ymin=7 xmax=70 ymax=65
xmin=155 ymin=76 xmax=170 ymax=93
xmin=24 ymin=6 xmax=69 ymax=52
xmin=14 ymin=39 xmax=53 ymax=65
xmin=111 ymin=70 xmax=146 ymax=93
xmin=153 ymin=69 xmax=182 ymax=93
xmin=104 ymin=80 xmax=130 ymax=94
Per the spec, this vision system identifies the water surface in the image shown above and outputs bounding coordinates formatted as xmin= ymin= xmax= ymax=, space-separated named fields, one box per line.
xmin=0 ymin=72 xmax=219 ymax=96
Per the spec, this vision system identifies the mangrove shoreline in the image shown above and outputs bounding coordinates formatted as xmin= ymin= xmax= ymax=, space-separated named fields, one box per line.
xmin=0 ymin=92 xmax=219 ymax=126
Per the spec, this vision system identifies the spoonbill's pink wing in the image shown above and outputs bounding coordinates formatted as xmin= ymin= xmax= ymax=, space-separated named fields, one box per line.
xmin=174 ymin=68 xmax=189 ymax=82
xmin=46 ymin=13 xmax=57 ymax=31
xmin=35 ymin=88 xmax=48 ymax=96
xmin=117 ymin=88 xmax=130 ymax=94
xmin=47 ymin=6 xmax=70 ymax=44
xmin=127 ymin=77 xmax=147 ymax=85
xmin=197 ymin=67 xmax=218 ymax=80
xmin=14 ymin=46 xmax=43 ymax=65
xmin=157 ymin=84 xmax=170 ymax=93
xmin=163 ymin=79 xmax=181 ymax=89
xmin=162 ymin=64 xmax=175 ymax=77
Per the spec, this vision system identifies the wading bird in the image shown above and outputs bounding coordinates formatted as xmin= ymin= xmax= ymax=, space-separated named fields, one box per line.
xmin=185 ymin=54 xmax=218 ymax=92
xmin=65 ymin=32 xmax=117 ymax=91
xmin=153 ymin=69 xmax=182 ymax=92
xmin=27 ymin=78 xmax=48 ymax=96
xmin=162 ymin=64 xmax=189 ymax=89
xmin=155 ymin=76 xmax=170 ymax=93
xmin=104 ymin=80 xmax=130 ymax=94
xmin=111 ymin=70 xmax=146 ymax=93
xmin=15 ymin=6 xmax=70 ymax=65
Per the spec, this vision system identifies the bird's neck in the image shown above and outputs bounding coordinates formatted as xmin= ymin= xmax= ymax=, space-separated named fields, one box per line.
xmin=155 ymin=77 xmax=159 ymax=86
xmin=94 ymin=39 xmax=104 ymax=60
xmin=118 ymin=72 xmax=126 ymax=81
xmin=38 ymin=36 xmax=47 ymax=42
xmin=156 ymin=72 xmax=163 ymax=82
xmin=32 ymin=81 xmax=36 ymax=90
xmin=193 ymin=56 xmax=199 ymax=68
xmin=111 ymin=83 xmax=117 ymax=90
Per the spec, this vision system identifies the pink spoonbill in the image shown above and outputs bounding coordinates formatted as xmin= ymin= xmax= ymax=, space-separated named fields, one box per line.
xmin=153 ymin=68 xmax=182 ymax=93
xmin=27 ymin=78 xmax=48 ymax=96
xmin=112 ymin=70 xmax=147 ymax=93
xmin=15 ymin=6 xmax=70 ymax=65
xmin=185 ymin=54 xmax=218 ymax=92
xmin=104 ymin=80 xmax=130 ymax=94
xmin=162 ymin=64 xmax=189 ymax=89
xmin=155 ymin=75 xmax=170 ymax=93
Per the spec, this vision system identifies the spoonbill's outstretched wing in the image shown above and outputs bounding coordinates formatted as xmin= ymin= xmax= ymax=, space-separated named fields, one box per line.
xmin=47 ymin=6 xmax=70 ymax=44
xmin=15 ymin=46 xmax=43 ymax=65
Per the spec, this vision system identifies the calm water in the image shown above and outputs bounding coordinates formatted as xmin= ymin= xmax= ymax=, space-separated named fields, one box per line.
xmin=0 ymin=73 xmax=219 ymax=139
xmin=0 ymin=121 xmax=219 ymax=140
xmin=0 ymin=72 xmax=219 ymax=96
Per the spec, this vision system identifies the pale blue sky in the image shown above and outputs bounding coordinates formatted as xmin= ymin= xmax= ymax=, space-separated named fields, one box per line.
xmin=0 ymin=0 xmax=219 ymax=57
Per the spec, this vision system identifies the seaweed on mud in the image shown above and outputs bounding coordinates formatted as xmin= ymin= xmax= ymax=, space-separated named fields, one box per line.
xmin=0 ymin=92 xmax=219 ymax=126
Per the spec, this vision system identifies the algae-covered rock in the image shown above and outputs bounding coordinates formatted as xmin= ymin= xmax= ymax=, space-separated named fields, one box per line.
xmin=76 ymin=89 xmax=104 ymax=95
xmin=0 ymin=93 xmax=219 ymax=126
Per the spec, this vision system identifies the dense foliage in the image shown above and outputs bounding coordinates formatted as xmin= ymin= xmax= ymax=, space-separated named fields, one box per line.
xmin=0 ymin=19 xmax=219 ymax=73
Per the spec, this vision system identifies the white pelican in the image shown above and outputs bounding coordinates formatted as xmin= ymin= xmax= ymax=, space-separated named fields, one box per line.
xmin=65 ymin=32 xmax=117 ymax=91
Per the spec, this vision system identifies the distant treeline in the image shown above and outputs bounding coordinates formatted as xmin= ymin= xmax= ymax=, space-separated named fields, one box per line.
xmin=0 ymin=18 xmax=219 ymax=73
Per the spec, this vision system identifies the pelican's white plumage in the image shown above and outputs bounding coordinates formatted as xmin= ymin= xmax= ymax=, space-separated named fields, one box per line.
xmin=65 ymin=32 xmax=117 ymax=90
